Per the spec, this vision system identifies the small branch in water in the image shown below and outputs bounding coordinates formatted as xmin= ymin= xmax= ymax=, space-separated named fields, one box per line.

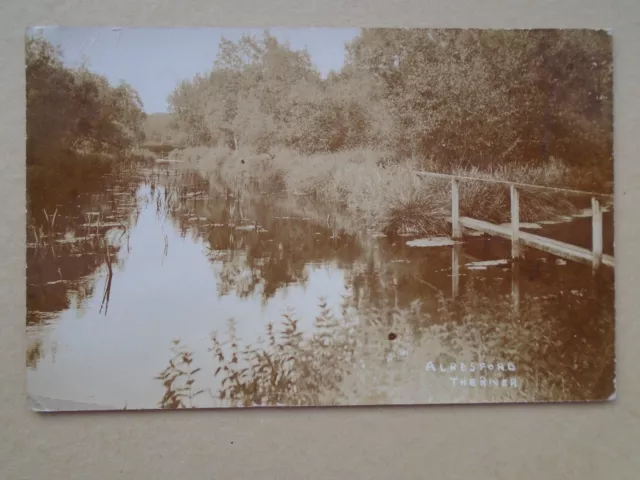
xmin=31 ymin=224 xmax=40 ymax=249
xmin=100 ymin=242 xmax=113 ymax=316
xmin=105 ymin=242 xmax=113 ymax=276
xmin=117 ymin=220 xmax=128 ymax=233
xmin=51 ymin=208 xmax=58 ymax=231
xmin=162 ymin=234 xmax=169 ymax=264
xmin=413 ymin=274 xmax=440 ymax=294
xmin=99 ymin=271 xmax=113 ymax=316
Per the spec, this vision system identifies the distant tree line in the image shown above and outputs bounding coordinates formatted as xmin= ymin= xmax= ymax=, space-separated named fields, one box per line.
xmin=142 ymin=112 xmax=187 ymax=146
xmin=168 ymin=28 xmax=612 ymax=179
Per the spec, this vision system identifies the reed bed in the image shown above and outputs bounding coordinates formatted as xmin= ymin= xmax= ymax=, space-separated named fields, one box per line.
xmin=170 ymin=147 xmax=578 ymax=235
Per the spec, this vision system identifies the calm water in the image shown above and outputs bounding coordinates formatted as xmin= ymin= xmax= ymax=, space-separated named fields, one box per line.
xmin=26 ymin=167 xmax=615 ymax=410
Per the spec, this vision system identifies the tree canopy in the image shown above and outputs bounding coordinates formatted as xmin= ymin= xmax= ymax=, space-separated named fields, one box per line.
xmin=346 ymin=29 xmax=612 ymax=170
xmin=168 ymin=28 xmax=612 ymax=179
xmin=26 ymin=34 xmax=147 ymax=166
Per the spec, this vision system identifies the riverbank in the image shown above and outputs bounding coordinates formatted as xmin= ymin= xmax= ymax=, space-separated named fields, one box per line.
xmin=169 ymin=146 xmax=581 ymax=236
xmin=28 ymin=149 xmax=154 ymax=210
xmin=26 ymin=165 xmax=615 ymax=408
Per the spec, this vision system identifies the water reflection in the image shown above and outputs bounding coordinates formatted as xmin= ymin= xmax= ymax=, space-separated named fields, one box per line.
xmin=26 ymin=167 xmax=615 ymax=410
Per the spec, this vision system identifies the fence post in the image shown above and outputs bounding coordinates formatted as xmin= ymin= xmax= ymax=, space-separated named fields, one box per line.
xmin=510 ymin=184 xmax=520 ymax=259
xmin=592 ymin=196 xmax=603 ymax=270
xmin=451 ymin=178 xmax=461 ymax=239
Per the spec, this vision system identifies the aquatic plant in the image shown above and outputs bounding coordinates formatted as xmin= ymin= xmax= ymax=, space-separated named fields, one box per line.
xmin=155 ymin=340 xmax=204 ymax=409
xmin=170 ymin=146 xmax=578 ymax=237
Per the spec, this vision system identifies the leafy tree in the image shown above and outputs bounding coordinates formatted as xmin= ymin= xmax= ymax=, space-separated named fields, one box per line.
xmin=26 ymin=33 xmax=148 ymax=212
xmin=26 ymin=33 xmax=147 ymax=165
xmin=142 ymin=113 xmax=185 ymax=146
xmin=167 ymin=28 xmax=612 ymax=187
xmin=346 ymin=29 xmax=612 ymax=174
xmin=169 ymin=31 xmax=323 ymax=151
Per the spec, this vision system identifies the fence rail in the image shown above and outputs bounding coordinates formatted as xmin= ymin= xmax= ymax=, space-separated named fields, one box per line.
xmin=414 ymin=170 xmax=614 ymax=199
xmin=416 ymin=171 xmax=614 ymax=271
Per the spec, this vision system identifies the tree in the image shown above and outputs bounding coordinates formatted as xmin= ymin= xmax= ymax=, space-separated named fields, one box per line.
xmin=26 ymin=33 xmax=148 ymax=212
xmin=345 ymin=29 xmax=612 ymax=174
xmin=168 ymin=30 xmax=323 ymax=151
xmin=167 ymin=28 xmax=612 ymax=186
xmin=26 ymin=33 xmax=148 ymax=164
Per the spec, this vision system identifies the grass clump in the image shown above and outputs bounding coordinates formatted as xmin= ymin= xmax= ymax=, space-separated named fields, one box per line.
xmin=170 ymin=146 xmax=578 ymax=235
xmin=449 ymin=158 xmax=577 ymax=223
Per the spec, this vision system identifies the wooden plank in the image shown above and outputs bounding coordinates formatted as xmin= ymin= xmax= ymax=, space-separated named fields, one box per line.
xmin=458 ymin=217 xmax=512 ymax=239
xmin=519 ymin=231 xmax=614 ymax=268
xmin=510 ymin=184 xmax=520 ymax=259
xmin=592 ymin=197 xmax=603 ymax=269
xmin=451 ymin=178 xmax=461 ymax=239
xmin=452 ymin=217 xmax=614 ymax=268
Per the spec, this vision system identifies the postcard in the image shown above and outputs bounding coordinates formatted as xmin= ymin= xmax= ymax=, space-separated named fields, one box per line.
xmin=26 ymin=27 xmax=614 ymax=411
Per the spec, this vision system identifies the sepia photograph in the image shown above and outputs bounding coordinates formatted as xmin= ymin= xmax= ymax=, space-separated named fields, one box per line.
xmin=25 ymin=27 xmax=614 ymax=411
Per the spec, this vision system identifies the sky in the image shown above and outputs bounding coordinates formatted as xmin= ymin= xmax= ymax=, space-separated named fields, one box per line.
xmin=29 ymin=27 xmax=361 ymax=114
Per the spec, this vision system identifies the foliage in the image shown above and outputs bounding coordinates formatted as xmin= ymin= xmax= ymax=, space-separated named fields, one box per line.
xmin=141 ymin=113 xmax=185 ymax=146
xmin=26 ymin=33 xmax=148 ymax=212
xmin=171 ymin=146 xmax=575 ymax=235
xmin=346 ymin=29 xmax=612 ymax=174
xmin=209 ymin=301 xmax=357 ymax=406
xmin=155 ymin=340 xmax=204 ymax=409
xmin=169 ymin=31 xmax=320 ymax=151
xmin=167 ymin=29 xmax=612 ymax=190
xmin=26 ymin=34 xmax=147 ymax=163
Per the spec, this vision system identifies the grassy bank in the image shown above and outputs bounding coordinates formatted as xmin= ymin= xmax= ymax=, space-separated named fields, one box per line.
xmin=28 ymin=148 xmax=154 ymax=205
xmin=170 ymin=146 xmax=579 ymax=236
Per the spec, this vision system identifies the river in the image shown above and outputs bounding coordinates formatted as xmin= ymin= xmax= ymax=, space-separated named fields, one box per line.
xmin=26 ymin=166 xmax=615 ymax=410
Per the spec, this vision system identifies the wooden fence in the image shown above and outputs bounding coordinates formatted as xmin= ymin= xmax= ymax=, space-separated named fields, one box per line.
xmin=415 ymin=171 xmax=614 ymax=271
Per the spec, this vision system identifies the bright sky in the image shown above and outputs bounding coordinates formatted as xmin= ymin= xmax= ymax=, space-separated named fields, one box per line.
xmin=29 ymin=27 xmax=361 ymax=114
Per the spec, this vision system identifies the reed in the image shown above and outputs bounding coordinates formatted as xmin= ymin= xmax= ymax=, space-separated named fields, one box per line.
xmin=170 ymin=147 xmax=578 ymax=235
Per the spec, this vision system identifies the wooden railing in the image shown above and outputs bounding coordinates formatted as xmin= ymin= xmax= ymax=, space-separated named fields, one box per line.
xmin=415 ymin=171 xmax=614 ymax=270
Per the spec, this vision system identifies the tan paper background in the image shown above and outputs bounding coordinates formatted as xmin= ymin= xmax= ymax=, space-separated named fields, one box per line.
xmin=2 ymin=1 xmax=639 ymax=478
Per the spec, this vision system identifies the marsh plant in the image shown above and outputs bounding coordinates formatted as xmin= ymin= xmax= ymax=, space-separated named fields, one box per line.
xmin=209 ymin=302 xmax=355 ymax=407
xmin=155 ymin=340 xmax=204 ymax=409
xmin=174 ymin=146 xmax=581 ymax=237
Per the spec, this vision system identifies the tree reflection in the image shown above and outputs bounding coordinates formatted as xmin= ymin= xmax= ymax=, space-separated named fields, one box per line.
xmin=156 ymin=172 xmax=615 ymax=404
xmin=26 ymin=165 xmax=614 ymax=405
xmin=156 ymin=268 xmax=614 ymax=408
xmin=26 ymin=172 xmax=140 ymax=326
xmin=26 ymin=339 xmax=44 ymax=369
xmin=160 ymin=174 xmax=364 ymax=301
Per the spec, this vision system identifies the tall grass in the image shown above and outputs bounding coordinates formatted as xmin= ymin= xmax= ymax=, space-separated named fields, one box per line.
xmin=447 ymin=158 xmax=577 ymax=223
xmin=171 ymin=146 xmax=578 ymax=235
